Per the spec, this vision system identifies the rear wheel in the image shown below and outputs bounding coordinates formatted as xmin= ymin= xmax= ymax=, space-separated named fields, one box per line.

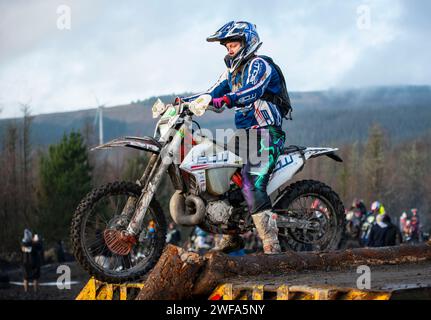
xmin=70 ymin=181 xmax=167 ymax=283
xmin=274 ymin=180 xmax=345 ymax=252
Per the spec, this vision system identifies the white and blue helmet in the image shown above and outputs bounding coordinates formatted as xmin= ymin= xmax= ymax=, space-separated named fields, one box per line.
xmin=207 ymin=21 xmax=262 ymax=72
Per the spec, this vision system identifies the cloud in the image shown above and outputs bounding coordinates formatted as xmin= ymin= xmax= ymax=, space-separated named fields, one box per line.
xmin=337 ymin=0 xmax=431 ymax=88
xmin=0 ymin=0 xmax=430 ymax=118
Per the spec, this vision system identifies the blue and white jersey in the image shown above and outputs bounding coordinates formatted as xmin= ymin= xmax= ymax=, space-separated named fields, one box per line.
xmin=183 ymin=56 xmax=284 ymax=130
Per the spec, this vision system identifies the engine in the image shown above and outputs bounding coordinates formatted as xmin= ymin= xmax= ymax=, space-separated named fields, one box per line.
xmin=206 ymin=200 xmax=234 ymax=225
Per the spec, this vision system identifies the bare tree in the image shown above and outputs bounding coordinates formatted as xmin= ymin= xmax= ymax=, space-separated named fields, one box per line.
xmin=20 ymin=103 xmax=34 ymax=225
xmin=364 ymin=124 xmax=388 ymax=203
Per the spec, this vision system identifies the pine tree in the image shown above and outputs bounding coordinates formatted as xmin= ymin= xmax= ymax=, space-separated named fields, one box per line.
xmin=122 ymin=153 xmax=149 ymax=182
xmin=37 ymin=131 xmax=92 ymax=244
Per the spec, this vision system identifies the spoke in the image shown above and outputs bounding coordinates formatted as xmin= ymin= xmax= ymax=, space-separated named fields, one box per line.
xmin=298 ymin=196 xmax=306 ymax=211
xmin=124 ymin=254 xmax=130 ymax=268
xmin=89 ymin=242 xmax=108 ymax=255
xmin=122 ymin=254 xmax=130 ymax=269
xmin=116 ymin=198 xmax=127 ymax=216
xmin=100 ymin=255 xmax=108 ymax=269
xmin=93 ymin=210 xmax=110 ymax=226
xmin=85 ymin=237 xmax=104 ymax=249
xmin=129 ymin=253 xmax=135 ymax=268
xmin=87 ymin=214 xmax=108 ymax=228
xmin=291 ymin=200 xmax=299 ymax=211
xmin=108 ymin=197 xmax=116 ymax=213
xmin=112 ymin=255 xmax=120 ymax=271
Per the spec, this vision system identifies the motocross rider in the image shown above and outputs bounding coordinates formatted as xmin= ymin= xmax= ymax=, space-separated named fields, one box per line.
xmin=180 ymin=21 xmax=290 ymax=254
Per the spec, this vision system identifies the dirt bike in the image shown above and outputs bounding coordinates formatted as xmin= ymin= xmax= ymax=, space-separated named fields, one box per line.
xmin=70 ymin=94 xmax=345 ymax=283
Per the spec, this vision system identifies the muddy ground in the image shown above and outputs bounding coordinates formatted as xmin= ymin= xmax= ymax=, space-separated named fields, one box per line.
xmin=0 ymin=261 xmax=89 ymax=300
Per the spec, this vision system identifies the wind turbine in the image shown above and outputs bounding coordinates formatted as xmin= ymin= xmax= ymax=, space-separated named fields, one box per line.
xmin=93 ymin=95 xmax=106 ymax=145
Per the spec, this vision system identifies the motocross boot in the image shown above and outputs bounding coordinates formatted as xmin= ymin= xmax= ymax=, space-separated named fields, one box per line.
xmin=212 ymin=234 xmax=245 ymax=254
xmin=252 ymin=210 xmax=282 ymax=254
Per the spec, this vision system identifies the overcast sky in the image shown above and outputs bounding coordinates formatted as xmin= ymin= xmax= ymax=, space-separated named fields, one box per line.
xmin=0 ymin=0 xmax=430 ymax=118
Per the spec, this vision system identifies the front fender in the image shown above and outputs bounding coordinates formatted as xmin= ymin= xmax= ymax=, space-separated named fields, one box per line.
xmin=91 ymin=136 xmax=162 ymax=153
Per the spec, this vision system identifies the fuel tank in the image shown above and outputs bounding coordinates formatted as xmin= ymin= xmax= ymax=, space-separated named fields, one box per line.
xmin=180 ymin=137 xmax=242 ymax=195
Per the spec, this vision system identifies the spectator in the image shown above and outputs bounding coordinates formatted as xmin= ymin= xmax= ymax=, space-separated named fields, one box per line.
xmin=411 ymin=208 xmax=420 ymax=223
xmin=410 ymin=209 xmax=421 ymax=243
xmin=31 ymin=234 xmax=43 ymax=291
xmin=352 ymin=199 xmax=367 ymax=218
xmin=367 ymin=215 xmax=402 ymax=247
xmin=166 ymin=222 xmax=182 ymax=246
xmin=399 ymin=212 xmax=408 ymax=238
xmin=21 ymin=229 xmax=32 ymax=293
xmin=403 ymin=220 xmax=412 ymax=242
xmin=243 ymin=230 xmax=262 ymax=254
xmin=370 ymin=201 xmax=386 ymax=217
xmin=21 ymin=230 xmax=42 ymax=293
xmin=361 ymin=214 xmax=376 ymax=246
xmin=382 ymin=215 xmax=403 ymax=246
xmin=343 ymin=208 xmax=363 ymax=248
xmin=193 ymin=227 xmax=212 ymax=255
xmin=147 ymin=220 xmax=156 ymax=239
xmin=367 ymin=215 xmax=386 ymax=247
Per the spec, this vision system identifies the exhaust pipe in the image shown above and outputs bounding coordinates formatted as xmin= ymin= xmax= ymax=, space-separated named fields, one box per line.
xmin=169 ymin=191 xmax=206 ymax=226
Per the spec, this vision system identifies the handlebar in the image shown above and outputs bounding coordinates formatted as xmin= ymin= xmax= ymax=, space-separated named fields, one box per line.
xmin=154 ymin=94 xmax=224 ymax=119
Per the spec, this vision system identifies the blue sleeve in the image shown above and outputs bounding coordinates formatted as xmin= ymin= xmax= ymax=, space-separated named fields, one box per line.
xmin=182 ymin=71 xmax=230 ymax=102
xmin=226 ymin=58 xmax=272 ymax=107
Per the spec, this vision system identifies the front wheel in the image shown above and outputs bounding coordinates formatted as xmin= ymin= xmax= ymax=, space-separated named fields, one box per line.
xmin=70 ymin=181 xmax=167 ymax=283
xmin=274 ymin=180 xmax=345 ymax=252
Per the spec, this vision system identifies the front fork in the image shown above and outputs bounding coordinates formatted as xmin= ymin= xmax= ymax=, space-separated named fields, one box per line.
xmin=115 ymin=153 xmax=159 ymax=226
xmin=123 ymin=125 xmax=185 ymax=236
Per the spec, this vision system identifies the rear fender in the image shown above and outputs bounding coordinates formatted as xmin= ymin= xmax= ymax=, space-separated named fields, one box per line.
xmin=304 ymin=148 xmax=343 ymax=162
xmin=91 ymin=136 xmax=162 ymax=154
